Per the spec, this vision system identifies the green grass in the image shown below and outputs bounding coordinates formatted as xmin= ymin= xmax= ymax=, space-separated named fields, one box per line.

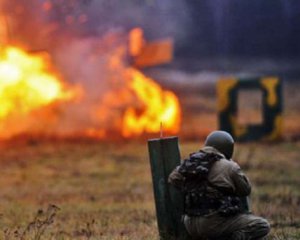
xmin=0 ymin=140 xmax=299 ymax=239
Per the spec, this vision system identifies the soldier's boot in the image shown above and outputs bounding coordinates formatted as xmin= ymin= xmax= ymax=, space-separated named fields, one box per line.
xmin=229 ymin=218 xmax=270 ymax=240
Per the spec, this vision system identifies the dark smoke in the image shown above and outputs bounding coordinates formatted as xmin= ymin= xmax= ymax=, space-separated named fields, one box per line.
xmin=1 ymin=0 xmax=189 ymax=49
xmin=3 ymin=0 xmax=300 ymax=59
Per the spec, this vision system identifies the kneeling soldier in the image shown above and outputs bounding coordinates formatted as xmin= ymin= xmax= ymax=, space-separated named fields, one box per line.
xmin=169 ymin=130 xmax=270 ymax=240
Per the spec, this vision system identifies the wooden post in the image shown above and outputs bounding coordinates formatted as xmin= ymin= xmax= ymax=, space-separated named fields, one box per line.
xmin=148 ymin=136 xmax=190 ymax=240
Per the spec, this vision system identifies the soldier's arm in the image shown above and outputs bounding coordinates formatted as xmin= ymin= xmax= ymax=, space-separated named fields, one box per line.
xmin=168 ymin=166 xmax=185 ymax=190
xmin=230 ymin=162 xmax=251 ymax=197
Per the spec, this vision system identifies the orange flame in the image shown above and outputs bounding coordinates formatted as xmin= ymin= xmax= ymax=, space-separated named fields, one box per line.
xmin=0 ymin=46 xmax=78 ymax=137
xmin=129 ymin=28 xmax=144 ymax=57
xmin=122 ymin=68 xmax=181 ymax=137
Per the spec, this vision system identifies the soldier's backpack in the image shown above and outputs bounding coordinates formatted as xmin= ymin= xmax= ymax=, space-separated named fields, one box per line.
xmin=178 ymin=150 xmax=221 ymax=182
xmin=178 ymin=150 xmax=244 ymax=216
xmin=177 ymin=151 xmax=221 ymax=216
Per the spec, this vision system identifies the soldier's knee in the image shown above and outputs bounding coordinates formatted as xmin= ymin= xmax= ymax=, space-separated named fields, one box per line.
xmin=232 ymin=217 xmax=270 ymax=240
xmin=255 ymin=218 xmax=271 ymax=238
xmin=262 ymin=219 xmax=271 ymax=234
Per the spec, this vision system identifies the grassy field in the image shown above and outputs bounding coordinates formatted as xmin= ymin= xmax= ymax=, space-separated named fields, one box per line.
xmin=0 ymin=140 xmax=299 ymax=239
xmin=0 ymin=80 xmax=299 ymax=239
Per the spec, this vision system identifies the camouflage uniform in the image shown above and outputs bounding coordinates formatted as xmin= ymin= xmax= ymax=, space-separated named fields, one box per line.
xmin=169 ymin=146 xmax=270 ymax=240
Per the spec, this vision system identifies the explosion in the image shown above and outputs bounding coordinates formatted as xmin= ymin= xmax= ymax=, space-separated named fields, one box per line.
xmin=0 ymin=47 xmax=75 ymax=119
xmin=0 ymin=0 xmax=181 ymax=140
xmin=0 ymin=46 xmax=80 ymax=138
xmin=0 ymin=41 xmax=181 ymax=139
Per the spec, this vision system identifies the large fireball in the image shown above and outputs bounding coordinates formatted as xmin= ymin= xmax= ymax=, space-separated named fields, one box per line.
xmin=0 ymin=46 xmax=78 ymax=138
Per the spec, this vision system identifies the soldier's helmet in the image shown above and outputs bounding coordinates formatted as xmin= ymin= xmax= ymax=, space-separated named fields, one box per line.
xmin=204 ymin=130 xmax=234 ymax=159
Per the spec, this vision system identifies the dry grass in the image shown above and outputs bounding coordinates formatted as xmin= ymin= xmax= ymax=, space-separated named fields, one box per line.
xmin=0 ymin=141 xmax=157 ymax=239
xmin=0 ymin=140 xmax=299 ymax=239
xmin=0 ymin=81 xmax=299 ymax=239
